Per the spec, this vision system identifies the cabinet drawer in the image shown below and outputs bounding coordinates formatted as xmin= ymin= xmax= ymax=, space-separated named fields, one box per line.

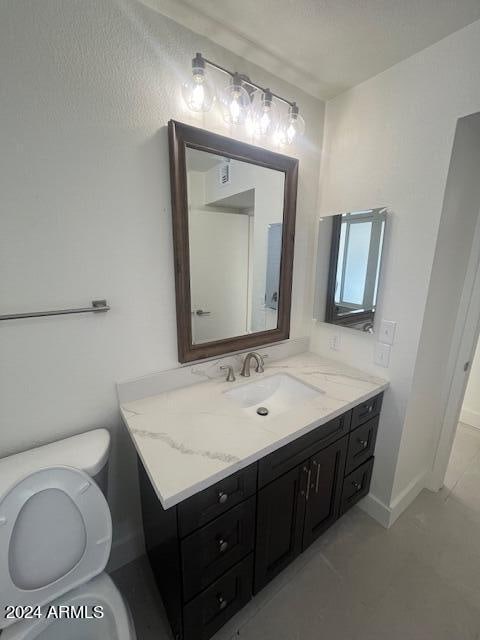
xmin=340 ymin=458 xmax=374 ymax=515
xmin=258 ymin=412 xmax=351 ymax=488
xmin=183 ymin=554 xmax=253 ymax=640
xmin=351 ymin=393 xmax=383 ymax=430
xmin=178 ymin=463 xmax=257 ymax=537
xmin=345 ymin=415 xmax=379 ymax=475
xmin=181 ymin=497 xmax=255 ymax=602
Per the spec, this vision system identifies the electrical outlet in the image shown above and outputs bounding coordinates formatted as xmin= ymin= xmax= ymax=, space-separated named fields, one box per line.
xmin=329 ymin=334 xmax=341 ymax=351
xmin=379 ymin=320 xmax=397 ymax=345
xmin=374 ymin=342 xmax=391 ymax=368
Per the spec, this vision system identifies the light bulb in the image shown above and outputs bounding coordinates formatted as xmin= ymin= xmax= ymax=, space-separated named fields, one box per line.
xmin=283 ymin=103 xmax=305 ymax=145
xmin=273 ymin=125 xmax=287 ymax=147
xmin=182 ymin=53 xmax=215 ymax=112
xmin=247 ymin=89 xmax=278 ymax=139
xmin=220 ymin=73 xmax=252 ymax=126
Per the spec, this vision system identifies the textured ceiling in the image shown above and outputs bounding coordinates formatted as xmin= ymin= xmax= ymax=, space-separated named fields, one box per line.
xmin=141 ymin=0 xmax=480 ymax=99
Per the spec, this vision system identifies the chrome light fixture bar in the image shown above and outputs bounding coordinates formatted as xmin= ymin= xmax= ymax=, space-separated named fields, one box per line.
xmin=182 ymin=53 xmax=306 ymax=145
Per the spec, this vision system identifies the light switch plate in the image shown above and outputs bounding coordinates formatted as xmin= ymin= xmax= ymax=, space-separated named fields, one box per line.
xmin=379 ymin=320 xmax=397 ymax=345
xmin=329 ymin=334 xmax=341 ymax=351
xmin=374 ymin=342 xmax=391 ymax=368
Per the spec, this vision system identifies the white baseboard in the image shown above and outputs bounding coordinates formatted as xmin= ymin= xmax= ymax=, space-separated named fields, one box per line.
xmin=359 ymin=469 xmax=427 ymax=529
xmin=388 ymin=470 xmax=427 ymax=526
xmin=358 ymin=492 xmax=391 ymax=528
xmin=107 ymin=527 xmax=145 ymax=573
xmin=460 ymin=408 xmax=480 ymax=430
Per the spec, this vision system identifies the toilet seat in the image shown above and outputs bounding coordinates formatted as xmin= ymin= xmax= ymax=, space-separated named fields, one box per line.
xmin=0 ymin=466 xmax=112 ymax=630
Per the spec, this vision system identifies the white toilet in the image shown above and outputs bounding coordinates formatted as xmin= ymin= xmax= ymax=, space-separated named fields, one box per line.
xmin=0 ymin=429 xmax=136 ymax=639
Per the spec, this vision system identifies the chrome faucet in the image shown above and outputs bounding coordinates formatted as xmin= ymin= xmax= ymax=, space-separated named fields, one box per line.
xmin=240 ymin=352 xmax=265 ymax=377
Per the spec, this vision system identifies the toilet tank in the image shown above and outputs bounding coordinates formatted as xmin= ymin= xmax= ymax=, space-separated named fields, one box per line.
xmin=0 ymin=429 xmax=111 ymax=497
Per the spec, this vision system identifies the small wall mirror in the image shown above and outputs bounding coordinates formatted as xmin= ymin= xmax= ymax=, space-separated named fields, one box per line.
xmin=169 ymin=121 xmax=298 ymax=362
xmin=325 ymin=208 xmax=387 ymax=332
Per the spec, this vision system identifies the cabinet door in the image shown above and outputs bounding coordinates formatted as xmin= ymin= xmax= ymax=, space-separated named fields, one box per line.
xmin=302 ymin=437 xmax=347 ymax=550
xmin=253 ymin=464 xmax=307 ymax=593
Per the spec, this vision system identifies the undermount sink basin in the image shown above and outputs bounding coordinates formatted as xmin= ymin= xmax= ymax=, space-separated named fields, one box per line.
xmin=224 ymin=373 xmax=323 ymax=417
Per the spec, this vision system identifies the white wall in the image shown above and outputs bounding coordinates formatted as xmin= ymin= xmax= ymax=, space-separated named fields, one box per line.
xmin=393 ymin=114 xmax=480 ymax=501
xmin=0 ymin=0 xmax=324 ymax=566
xmin=462 ymin=339 xmax=480 ymax=429
xmin=311 ymin=18 xmax=480 ymax=522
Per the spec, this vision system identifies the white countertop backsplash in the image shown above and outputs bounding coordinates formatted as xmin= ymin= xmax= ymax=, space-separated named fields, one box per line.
xmin=119 ymin=346 xmax=388 ymax=509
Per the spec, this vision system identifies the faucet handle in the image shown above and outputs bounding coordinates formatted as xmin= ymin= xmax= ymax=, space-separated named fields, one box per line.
xmin=256 ymin=353 xmax=267 ymax=373
xmin=220 ymin=365 xmax=236 ymax=382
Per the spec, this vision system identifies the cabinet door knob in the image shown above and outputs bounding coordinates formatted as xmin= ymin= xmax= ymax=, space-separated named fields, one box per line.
xmin=358 ymin=439 xmax=368 ymax=449
xmin=352 ymin=480 xmax=362 ymax=491
xmin=218 ymin=538 xmax=228 ymax=553
xmin=218 ymin=491 xmax=228 ymax=504
xmin=217 ymin=595 xmax=227 ymax=610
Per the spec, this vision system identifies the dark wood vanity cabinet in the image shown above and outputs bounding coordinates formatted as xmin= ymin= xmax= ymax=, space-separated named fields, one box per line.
xmin=253 ymin=437 xmax=348 ymax=592
xmin=302 ymin=438 xmax=349 ymax=549
xmin=138 ymin=393 xmax=383 ymax=640
xmin=254 ymin=464 xmax=306 ymax=592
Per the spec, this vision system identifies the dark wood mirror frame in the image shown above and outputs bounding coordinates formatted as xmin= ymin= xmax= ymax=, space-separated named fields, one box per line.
xmin=168 ymin=120 xmax=299 ymax=363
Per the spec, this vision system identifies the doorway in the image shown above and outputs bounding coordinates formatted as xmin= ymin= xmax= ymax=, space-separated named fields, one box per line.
xmin=443 ymin=338 xmax=480 ymax=499
xmin=428 ymin=112 xmax=480 ymax=492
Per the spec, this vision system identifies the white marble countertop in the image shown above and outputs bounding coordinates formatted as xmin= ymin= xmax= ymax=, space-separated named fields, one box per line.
xmin=120 ymin=352 xmax=388 ymax=509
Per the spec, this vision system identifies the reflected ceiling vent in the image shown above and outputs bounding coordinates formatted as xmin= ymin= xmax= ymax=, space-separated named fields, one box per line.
xmin=219 ymin=159 xmax=231 ymax=186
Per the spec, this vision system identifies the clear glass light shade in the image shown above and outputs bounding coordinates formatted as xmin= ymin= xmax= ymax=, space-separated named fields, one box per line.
xmin=219 ymin=80 xmax=252 ymax=126
xmin=182 ymin=68 xmax=215 ymax=112
xmin=283 ymin=108 xmax=306 ymax=145
xmin=246 ymin=90 xmax=278 ymax=139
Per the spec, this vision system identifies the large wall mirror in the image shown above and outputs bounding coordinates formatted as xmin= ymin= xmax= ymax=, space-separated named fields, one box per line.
xmin=168 ymin=121 xmax=298 ymax=362
xmin=326 ymin=208 xmax=387 ymax=332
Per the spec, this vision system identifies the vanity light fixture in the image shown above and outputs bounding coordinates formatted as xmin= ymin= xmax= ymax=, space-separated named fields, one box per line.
xmin=284 ymin=102 xmax=306 ymax=145
xmin=181 ymin=53 xmax=306 ymax=145
xmin=219 ymin=72 xmax=252 ymax=126
xmin=247 ymin=88 xmax=278 ymax=139
xmin=181 ymin=53 xmax=215 ymax=112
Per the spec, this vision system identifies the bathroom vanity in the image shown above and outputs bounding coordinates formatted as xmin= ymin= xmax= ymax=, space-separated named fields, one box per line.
xmin=118 ymin=123 xmax=389 ymax=640
xmin=119 ymin=351 xmax=387 ymax=640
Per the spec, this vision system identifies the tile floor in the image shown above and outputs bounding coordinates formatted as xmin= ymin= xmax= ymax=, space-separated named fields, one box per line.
xmin=112 ymin=422 xmax=480 ymax=640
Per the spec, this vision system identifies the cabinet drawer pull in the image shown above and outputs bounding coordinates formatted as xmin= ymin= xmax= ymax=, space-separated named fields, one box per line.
xmin=218 ymin=538 xmax=228 ymax=553
xmin=217 ymin=594 xmax=227 ymax=610
xmin=352 ymin=480 xmax=362 ymax=491
xmin=314 ymin=461 xmax=321 ymax=493
xmin=305 ymin=468 xmax=312 ymax=501
xmin=218 ymin=491 xmax=228 ymax=504
xmin=358 ymin=439 xmax=368 ymax=449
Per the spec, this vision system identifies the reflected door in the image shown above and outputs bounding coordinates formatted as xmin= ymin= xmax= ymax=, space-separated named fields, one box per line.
xmin=189 ymin=210 xmax=250 ymax=344
xmin=186 ymin=147 xmax=285 ymax=345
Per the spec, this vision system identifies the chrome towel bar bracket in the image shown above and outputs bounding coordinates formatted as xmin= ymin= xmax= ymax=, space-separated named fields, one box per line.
xmin=0 ymin=299 xmax=110 ymax=321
